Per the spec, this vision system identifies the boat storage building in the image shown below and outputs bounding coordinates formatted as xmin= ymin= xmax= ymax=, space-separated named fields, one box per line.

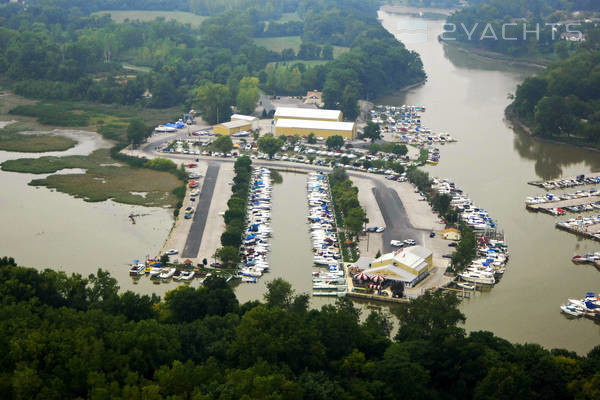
xmin=358 ymin=246 xmax=433 ymax=288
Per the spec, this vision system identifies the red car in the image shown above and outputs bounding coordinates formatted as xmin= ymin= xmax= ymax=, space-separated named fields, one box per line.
xmin=186 ymin=163 xmax=197 ymax=168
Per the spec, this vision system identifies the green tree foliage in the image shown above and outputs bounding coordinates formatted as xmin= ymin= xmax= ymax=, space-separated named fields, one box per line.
xmin=0 ymin=259 xmax=598 ymax=399
xmin=451 ymin=223 xmax=478 ymax=271
xmin=257 ymin=134 xmax=284 ymax=158
xmin=196 ymin=82 xmax=233 ymax=125
xmin=381 ymin=142 xmax=408 ymax=156
xmin=214 ymin=245 xmax=241 ymax=265
xmin=236 ymin=76 xmax=260 ymax=115
xmin=361 ymin=121 xmax=381 ymax=142
xmin=307 ymin=132 xmax=317 ymax=144
xmin=325 ymin=134 xmax=344 ymax=150
xmin=212 ymin=135 xmax=234 ymax=153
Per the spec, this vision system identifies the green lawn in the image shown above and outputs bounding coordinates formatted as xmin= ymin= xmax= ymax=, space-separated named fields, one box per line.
xmin=254 ymin=36 xmax=349 ymax=59
xmin=92 ymin=10 xmax=208 ymax=28
xmin=275 ymin=12 xmax=302 ymax=23
xmin=254 ymin=36 xmax=302 ymax=52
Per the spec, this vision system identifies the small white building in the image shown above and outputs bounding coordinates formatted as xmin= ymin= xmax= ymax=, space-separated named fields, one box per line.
xmin=230 ymin=114 xmax=259 ymax=130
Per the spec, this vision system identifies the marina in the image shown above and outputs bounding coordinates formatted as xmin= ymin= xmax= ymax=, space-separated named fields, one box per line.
xmin=526 ymin=189 xmax=600 ymax=215
xmin=528 ymin=174 xmax=600 ymax=189
xmin=556 ymin=215 xmax=600 ymax=241
xmin=560 ymin=292 xmax=600 ymax=322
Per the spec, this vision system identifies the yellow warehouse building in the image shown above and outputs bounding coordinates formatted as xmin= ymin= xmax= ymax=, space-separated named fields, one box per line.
xmin=274 ymin=107 xmax=343 ymax=122
xmin=213 ymin=120 xmax=252 ymax=136
xmin=275 ymin=118 xmax=356 ymax=139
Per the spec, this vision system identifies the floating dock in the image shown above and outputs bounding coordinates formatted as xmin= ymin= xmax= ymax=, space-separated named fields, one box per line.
xmin=528 ymin=174 xmax=600 ymax=189
xmin=526 ymin=195 xmax=600 ymax=214
xmin=556 ymin=220 xmax=600 ymax=242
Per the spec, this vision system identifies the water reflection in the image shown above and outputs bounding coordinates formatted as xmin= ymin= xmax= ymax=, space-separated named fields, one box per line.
xmin=512 ymin=127 xmax=600 ymax=180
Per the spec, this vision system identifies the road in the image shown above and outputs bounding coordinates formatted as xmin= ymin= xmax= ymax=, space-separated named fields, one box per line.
xmin=372 ymin=180 xmax=428 ymax=253
xmin=181 ymin=163 xmax=220 ymax=259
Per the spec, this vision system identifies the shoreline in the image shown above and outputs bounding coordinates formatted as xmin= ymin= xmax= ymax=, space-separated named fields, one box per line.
xmin=380 ymin=4 xmax=457 ymax=17
xmin=505 ymin=106 xmax=600 ymax=153
xmin=441 ymin=40 xmax=550 ymax=69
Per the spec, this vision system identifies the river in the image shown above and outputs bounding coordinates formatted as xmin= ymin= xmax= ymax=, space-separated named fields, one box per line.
xmin=378 ymin=11 xmax=600 ymax=354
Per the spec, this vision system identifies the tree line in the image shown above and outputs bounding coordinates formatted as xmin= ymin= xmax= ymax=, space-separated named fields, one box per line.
xmin=0 ymin=259 xmax=599 ymax=399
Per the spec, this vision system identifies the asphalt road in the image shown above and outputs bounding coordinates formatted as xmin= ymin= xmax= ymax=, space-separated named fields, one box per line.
xmin=181 ymin=163 xmax=220 ymax=259
xmin=372 ymin=180 xmax=427 ymax=253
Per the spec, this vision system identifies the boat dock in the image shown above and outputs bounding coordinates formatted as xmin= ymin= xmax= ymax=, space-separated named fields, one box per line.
xmin=526 ymin=195 xmax=600 ymax=214
xmin=556 ymin=217 xmax=600 ymax=241
xmin=528 ymin=174 xmax=600 ymax=189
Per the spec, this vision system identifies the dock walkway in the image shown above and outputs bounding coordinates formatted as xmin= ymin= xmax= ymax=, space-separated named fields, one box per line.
xmin=527 ymin=195 xmax=600 ymax=214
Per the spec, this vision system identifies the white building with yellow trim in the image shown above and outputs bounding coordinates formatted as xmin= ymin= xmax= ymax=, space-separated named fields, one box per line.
xmin=275 ymin=118 xmax=356 ymax=139
xmin=274 ymin=107 xmax=343 ymax=122
xmin=359 ymin=246 xmax=433 ymax=288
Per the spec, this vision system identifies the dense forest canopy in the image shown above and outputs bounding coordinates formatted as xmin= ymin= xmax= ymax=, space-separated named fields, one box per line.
xmin=0 ymin=0 xmax=424 ymax=119
xmin=0 ymin=259 xmax=599 ymax=399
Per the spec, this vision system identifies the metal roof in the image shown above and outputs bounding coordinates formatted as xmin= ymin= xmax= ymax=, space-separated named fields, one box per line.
xmin=275 ymin=118 xmax=354 ymax=131
xmin=275 ymin=107 xmax=341 ymax=120
xmin=230 ymin=114 xmax=258 ymax=121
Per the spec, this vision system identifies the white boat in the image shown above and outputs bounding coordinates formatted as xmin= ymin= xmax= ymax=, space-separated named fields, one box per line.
xmin=178 ymin=270 xmax=195 ymax=281
xmin=149 ymin=267 xmax=162 ymax=278
xmin=561 ymin=304 xmax=584 ymax=317
xmin=456 ymin=282 xmax=475 ymax=290
xmin=458 ymin=271 xmax=495 ymax=285
xmin=159 ymin=268 xmax=176 ymax=279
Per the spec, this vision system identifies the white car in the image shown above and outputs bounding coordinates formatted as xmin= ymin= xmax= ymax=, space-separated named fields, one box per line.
xmin=166 ymin=249 xmax=178 ymax=255
xmin=376 ymin=227 xmax=386 ymax=233
xmin=390 ymin=240 xmax=404 ymax=247
xmin=190 ymin=190 xmax=199 ymax=197
xmin=404 ymin=239 xmax=416 ymax=246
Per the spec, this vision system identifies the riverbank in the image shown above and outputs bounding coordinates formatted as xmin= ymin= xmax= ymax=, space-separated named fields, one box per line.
xmin=441 ymin=41 xmax=551 ymax=69
xmin=505 ymin=106 xmax=600 ymax=153
xmin=0 ymin=126 xmax=77 ymax=153
xmin=380 ymin=4 xmax=457 ymax=18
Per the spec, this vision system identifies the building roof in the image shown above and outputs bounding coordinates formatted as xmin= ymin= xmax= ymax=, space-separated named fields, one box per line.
xmin=275 ymin=107 xmax=341 ymax=121
xmin=216 ymin=120 xmax=252 ymax=129
xmin=373 ymin=245 xmax=432 ymax=274
xmin=442 ymin=227 xmax=460 ymax=233
xmin=362 ymin=264 xmax=419 ymax=283
xmin=306 ymin=91 xmax=322 ymax=99
xmin=230 ymin=114 xmax=258 ymax=122
xmin=275 ymin=118 xmax=355 ymax=132
xmin=354 ymin=256 xmax=374 ymax=271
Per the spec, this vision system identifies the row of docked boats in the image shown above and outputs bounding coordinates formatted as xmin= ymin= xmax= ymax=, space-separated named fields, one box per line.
xmin=307 ymin=172 xmax=346 ymax=297
xmin=556 ymin=215 xmax=600 ymax=231
xmin=457 ymin=240 xmax=509 ymax=285
xmin=560 ymin=292 xmax=600 ymax=317
xmin=239 ymin=168 xmax=272 ymax=281
xmin=532 ymin=174 xmax=600 ymax=190
xmin=525 ymin=189 xmax=600 ymax=205
xmin=572 ymin=252 xmax=600 ymax=265
xmin=129 ymin=261 xmax=197 ymax=281
xmin=433 ymin=178 xmax=498 ymax=231
xmin=307 ymin=172 xmax=342 ymax=266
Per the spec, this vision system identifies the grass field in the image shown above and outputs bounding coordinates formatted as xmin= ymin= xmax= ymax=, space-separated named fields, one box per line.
xmin=92 ymin=10 xmax=207 ymax=28
xmin=254 ymin=36 xmax=349 ymax=59
xmin=274 ymin=12 xmax=302 ymax=23
xmin=0 ymin=129 xmax=76 ymax=153
xmin=254 ymin=36 xmax=303 ymax=53
xmin=2 ymin=149 xmax=182 ymax=207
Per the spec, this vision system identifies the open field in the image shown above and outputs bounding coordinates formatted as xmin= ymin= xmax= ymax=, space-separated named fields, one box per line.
xmin=92 ymin=10 xmax=208 ymax=28
xmin=254 ymin=36 xmax=349 ymax=59
xmin=254 ymin=36 xmax=302 ymax=52
xmin=0 ymin=129 xmax=76 ymax=152
xmin=2 ymin=148 xmax=182 ymax=207
xmin=275 ymin=12 xmax=302 ymax=23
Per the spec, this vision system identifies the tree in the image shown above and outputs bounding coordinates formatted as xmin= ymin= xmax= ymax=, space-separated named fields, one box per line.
xmin=390 ymin=280 xmax=404 ymax=298
xmin=127 ymin=119 xmax=151 ymax=147
xmin=325 ymin=135 xmax=344 ymax=150
xmin=195 ymin=82 xmax=232 ymax=124
xmin=381 ymin=142 xmax=408 ymax=156
xmin=214 ymin=246 xmax=240 ymax=265
xmin=307 ymin=132 xmax=317 ymax=144
xmin=212 ymin=135 xmax=234 ymax=153
xmin=534 ymin=96 xmax=577 ymax=137
xmin=236 ymin=76 xmax=259 ymax=115
xmin=264 ymin=278 xmax=293 ymax=309
xmin=160 ymin=254 xmax=170 ymax=265
xmin=362 ymin=121 xmax=381 ymax=142
xmin=369 ymin=142 xmax=381 ymax=154
xmin=341 ymin=84 xmax=359 ymax=120
xmin=393 ymin=291 xmax=466 ymax=342
xmin=322 ymin=44 xmax=334 ymax=60
xmin=257 ymin=134 xmax=283 ymax=159
xmin=344 ymin=207 xmax=366 ymax=238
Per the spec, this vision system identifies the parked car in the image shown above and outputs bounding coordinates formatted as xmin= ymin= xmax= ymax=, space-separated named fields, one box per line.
xmin=448 ymin=242 xmax=458 ymax=247
xmin=166 ymin=249 xmax=178 ymax=255
xmin=429 ymin=232 xmax=436 ymax=238
xmin=375 ymin=226 xmax=386 ymax=233
xmin=404 ymin=239 xmax=416 ymax=246
xmin=390 ymin=240 xmax=404 ymax=247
